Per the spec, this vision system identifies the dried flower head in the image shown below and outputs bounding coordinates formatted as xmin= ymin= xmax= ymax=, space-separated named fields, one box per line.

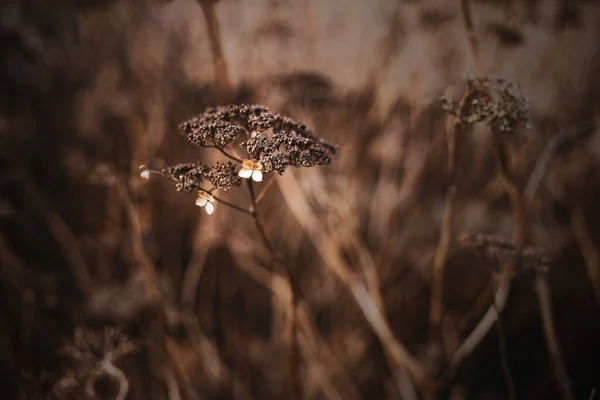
xmin=160 ymin=161 xmax=241 ymax=193
xmin=143 ymin=104 xmax=336 ymax=212
xmin=178 ymin=104 xmax=337 ymax=175
xmin=178 ymin=104 xmax=268 ymax=148
xmin=441 ymin=77 xmax=531 ymax=133
xmin=241 ymin=127 xmax=336 ymax=174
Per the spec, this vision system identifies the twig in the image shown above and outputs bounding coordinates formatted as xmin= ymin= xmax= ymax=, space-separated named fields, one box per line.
xmin=213 ymin=195 xmax=254 ymax=215
xmin=491 ymin=278 xmax=516 ymax=400
xmin=534 ymin=270 xmax=574 ymax=400
xmin=429 ymin=88 xmax=473 ymax=330
xmin=198 ymin=0 xmax=232 ymax=104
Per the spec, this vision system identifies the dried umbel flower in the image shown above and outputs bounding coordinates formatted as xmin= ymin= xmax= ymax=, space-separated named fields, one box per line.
xmin=160 ymin=161 xmax=241 ymax=193
xmin=178 ymin=104 xmax=268 ymax=148
xmin=241 ymin=127 xmax=336 ymax=174
xmin=178 ymin=104 xmax=337 ymax=175
xmin=441 ymin=76 xmax=531 ymax=133
xmin=142 ymin=104 xmax=337 ymax=214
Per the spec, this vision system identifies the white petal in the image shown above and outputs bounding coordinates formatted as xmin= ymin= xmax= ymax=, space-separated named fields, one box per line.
xmin=140 ymin=170 xmax=150 ymax=179
xmin=205 ymin=202 xmax=215 ymax=215
xmin=238 ymin=168 xmax=253 ymax=178
xmin=196 ymin=198 xmax=207 ymax=207
xmin=207 ymin=195 xmax=215 ymax=203
xmin=251 ymin=170 xmax=263 ymax=182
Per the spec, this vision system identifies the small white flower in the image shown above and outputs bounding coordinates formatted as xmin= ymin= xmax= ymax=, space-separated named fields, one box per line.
xmin=195 ymin=191 xmax=215 ymax=215
xmin=139 ymin=165 xmax=150 ymax=180
xmin=238 ymin=159 xmax=263 ymax=182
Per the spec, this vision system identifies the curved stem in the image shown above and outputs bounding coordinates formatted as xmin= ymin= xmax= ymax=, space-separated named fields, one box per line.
xmin=534 ymin=271 xmax=574 ymax=400
xmin=492 ymin=277 xmax=516 ymax=400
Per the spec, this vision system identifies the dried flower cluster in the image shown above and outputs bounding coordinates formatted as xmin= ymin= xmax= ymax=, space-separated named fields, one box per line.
xmin=441 ymin=76 xmax=531 ymax=133
xmin=178 ymin=104 xmax=336 ymax=174
xmin=160 ymin=161 xmax=241 ymax=193
xmin=141 ymin=104 xmax=337 ymax=215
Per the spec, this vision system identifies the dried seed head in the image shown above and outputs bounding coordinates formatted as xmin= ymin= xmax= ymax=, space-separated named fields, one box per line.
xmin=178 ymin=105 xmax=269 ymax=148
xmin=441 ymin=77 xmax=531 ymax=133
xmin=161 ymin=161 xmax=241 ymax=192
xmin=179 ymin=104 xmax=337 ymax=175
xmin=241 ymin=128 xmax=336 ymax=174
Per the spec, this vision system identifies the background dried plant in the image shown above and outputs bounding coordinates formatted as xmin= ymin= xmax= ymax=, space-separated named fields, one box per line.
xmin=1 ymin=0 xmax=600 ymax=399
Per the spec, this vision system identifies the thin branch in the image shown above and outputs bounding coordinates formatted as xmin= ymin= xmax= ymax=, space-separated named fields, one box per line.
xmin=244 ymin=180 xmax=302 ymax=400
xmin=198 ymin=0 xmax=232 ymax=103
xmin=534 ymin=271 xmax=574 ymax=400
xmin=429 ymin=89 xmax=473 ymax=330
xmin=492 ymin=278 xmax=516 ymax=400
xmin=213 ymin=195 xmax=254 ymax=215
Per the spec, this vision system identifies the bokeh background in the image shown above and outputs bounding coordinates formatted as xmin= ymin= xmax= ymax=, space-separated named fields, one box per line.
xmin=1 ymin=0 xmax=600 ymax=398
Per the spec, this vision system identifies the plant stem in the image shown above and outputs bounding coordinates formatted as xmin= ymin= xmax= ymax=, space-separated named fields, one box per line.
xmin=429 ymin=90 xmax=470 ymax=330
xmin=198 ymin=0 xmax=232 ymax=104
xmin=534 ymin=271 xmax=574 ymax=400
xmin=492 ymin=278 xmax=516 ymax=400
xmin=213 ymin=196 xmax=253 ymax=215
xmin=245 ymin=180 xmax=302 ymax=400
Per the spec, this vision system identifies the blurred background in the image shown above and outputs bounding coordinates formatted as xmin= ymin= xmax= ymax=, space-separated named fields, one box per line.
xmin=1 ymin=0 xmax=600 ymax=398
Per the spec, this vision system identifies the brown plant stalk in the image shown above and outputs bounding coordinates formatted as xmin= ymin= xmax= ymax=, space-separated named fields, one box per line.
xmin=198 ymin=0 xmax=232 ymax=104
xmin=245 ymin=179 xmax=302 ymax=400
xmin=534 ymin=269 xmax=574 ymax=400
xmin=429 ymin=89 xmax=473 ymax=331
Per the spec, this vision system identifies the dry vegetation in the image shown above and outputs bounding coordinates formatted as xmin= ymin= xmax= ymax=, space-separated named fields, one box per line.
xmin=1 ymin=0 xmax=600 ymax=399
